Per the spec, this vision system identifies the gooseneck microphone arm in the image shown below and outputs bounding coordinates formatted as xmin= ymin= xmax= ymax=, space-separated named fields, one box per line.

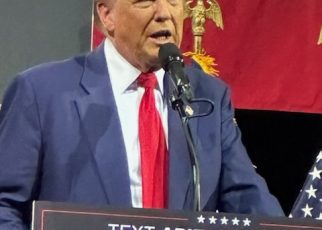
xmin=169 ymin=93 xmax=201 ymax=212
xmin=158 ymin=43 xmax=215 ymax=212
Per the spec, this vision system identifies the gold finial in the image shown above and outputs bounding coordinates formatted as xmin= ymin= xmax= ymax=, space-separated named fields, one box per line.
xmin=185 ymin=0 xmax=224 ymax=54
xmin=318 ymin=26 xmax=322 ymax=45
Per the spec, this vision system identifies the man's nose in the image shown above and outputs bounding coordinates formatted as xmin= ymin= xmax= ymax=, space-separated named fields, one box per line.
xmin=154 ymin=0 xmax=171 ymax=21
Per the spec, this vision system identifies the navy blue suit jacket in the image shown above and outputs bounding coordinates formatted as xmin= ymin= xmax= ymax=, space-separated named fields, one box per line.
xmin=0 ymin=44 xmax=284 ymax=229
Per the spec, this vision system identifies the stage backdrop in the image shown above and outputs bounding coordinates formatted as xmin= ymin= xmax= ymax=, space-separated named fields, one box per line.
xmin=0 ymin=0 xmax=92 ymax=99
xmin=92 ymin=0 xmax=322 ymax=114
xmin=182 ymin=0 xmax=322 ymax=114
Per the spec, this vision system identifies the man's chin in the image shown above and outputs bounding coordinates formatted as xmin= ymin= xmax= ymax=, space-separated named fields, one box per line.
xmin=138 ymin=53 xmax=162 ymax=72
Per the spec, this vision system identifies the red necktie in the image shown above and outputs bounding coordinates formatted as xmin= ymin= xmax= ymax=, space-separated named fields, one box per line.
xmin=138 ymin=72 xmax=168 ymax=208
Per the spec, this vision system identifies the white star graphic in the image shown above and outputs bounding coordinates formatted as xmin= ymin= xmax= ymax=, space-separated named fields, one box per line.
xmin=301 ymin=204 xmax=313 ymax=217
xmin=243 ymin=218 xmax=251 ymax=226
xmin=220 ymin=216 xmax=228 ymax=225
xmin=197 ymin=215 xmax=205 ymax=223
xmin=232 ymin=217 xmax=240 ymax=225
xmin=309 ymin=166 xmax=322 ymax=180
xmin=209 ymin=216 xmax=217 ymax=224
xmin=316 ymin=151 xmax=322 ymax=163
xmin=316 ymin=213 xmax=322 ymax=220
xmin=305 ymin=185 xmax=317 ymax=199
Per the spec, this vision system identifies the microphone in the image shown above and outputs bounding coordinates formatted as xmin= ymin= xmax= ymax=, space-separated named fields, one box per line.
xmin=158 ymin=43 xmax=193 ymax=101
xmin=159 ymin=43 xmax=201 ymax=211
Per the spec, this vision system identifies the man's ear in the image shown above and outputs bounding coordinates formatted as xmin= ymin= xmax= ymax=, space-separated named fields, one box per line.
xmin=96 ymin=0 xmax=115 ymax=33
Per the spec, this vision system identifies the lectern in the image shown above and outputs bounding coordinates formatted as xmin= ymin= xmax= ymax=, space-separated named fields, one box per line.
xmin=32 ymin=201 xmax=322 ymax=230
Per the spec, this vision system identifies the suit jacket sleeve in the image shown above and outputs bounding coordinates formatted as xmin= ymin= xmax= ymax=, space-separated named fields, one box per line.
xmin=217 ymin=86 xmax=284 ymax=216
xmin=0 ymin=75 xmax=41 ymax=230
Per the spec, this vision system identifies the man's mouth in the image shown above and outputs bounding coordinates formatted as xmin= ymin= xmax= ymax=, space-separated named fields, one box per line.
xmin=150 ymin=30 xmax=172 ymax=41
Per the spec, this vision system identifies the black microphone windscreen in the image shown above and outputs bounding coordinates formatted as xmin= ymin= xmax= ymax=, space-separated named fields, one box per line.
xmin=158 ymin=43 xmax=183 ymax=71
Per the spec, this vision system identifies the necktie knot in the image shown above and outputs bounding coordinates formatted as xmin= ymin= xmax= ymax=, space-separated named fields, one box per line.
xmin=138 ymin=72 xmax=157 ymax=89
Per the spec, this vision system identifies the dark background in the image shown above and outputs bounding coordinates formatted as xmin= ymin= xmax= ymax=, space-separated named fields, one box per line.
xmin=0 ymin=0 xmax=92 ymax=95
xmin=235 ymin=110 xmax=322 ymax=214
xmin=1 ymin=0 xmax=321 ymax=215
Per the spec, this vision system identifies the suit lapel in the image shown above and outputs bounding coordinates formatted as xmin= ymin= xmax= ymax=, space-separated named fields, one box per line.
xmin=73 ymin=46 xmax=211 ymax=209
xmin=166 ymin=69 xmax=220 ymax=210
xmin=165 ymin=73 xmax=200 ymax=209
xmin=186 ymin=70 xmax=219 ymax=210
xmin=75 ymin=44 xmax=131 ymax=206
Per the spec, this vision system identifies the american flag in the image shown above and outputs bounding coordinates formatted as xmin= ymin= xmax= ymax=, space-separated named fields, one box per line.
xmin=290 ymin=151 xmax=322 ymax=219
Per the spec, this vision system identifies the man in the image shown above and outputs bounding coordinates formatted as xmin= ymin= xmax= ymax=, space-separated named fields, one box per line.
xmin=0 ymin=0 xmax=284 ymax=229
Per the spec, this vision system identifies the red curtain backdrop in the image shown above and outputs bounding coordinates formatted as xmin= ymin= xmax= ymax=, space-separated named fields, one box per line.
xmin=92 ymin=0 xmax=322 ymax=114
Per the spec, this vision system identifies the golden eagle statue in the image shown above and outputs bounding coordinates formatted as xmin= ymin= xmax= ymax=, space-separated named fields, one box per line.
xmin=184 ymin=0 xmax=224 ymax=75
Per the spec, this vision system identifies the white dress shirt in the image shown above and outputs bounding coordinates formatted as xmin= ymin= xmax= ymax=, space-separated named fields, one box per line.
xmin=104 ymin=39 xmax=168 ymax=208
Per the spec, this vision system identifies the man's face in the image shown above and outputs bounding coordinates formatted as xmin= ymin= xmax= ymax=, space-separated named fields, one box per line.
xmin=97 ymin=0 xmax=184 ymax=72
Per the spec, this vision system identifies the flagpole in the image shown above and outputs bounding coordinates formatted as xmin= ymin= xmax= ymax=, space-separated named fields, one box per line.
xmin=90 ymin=0 xmax=95 ymax=51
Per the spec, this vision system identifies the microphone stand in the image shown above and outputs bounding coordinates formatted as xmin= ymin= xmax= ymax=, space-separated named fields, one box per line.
xmin=169 ymin=84 xmax=214 ymax=212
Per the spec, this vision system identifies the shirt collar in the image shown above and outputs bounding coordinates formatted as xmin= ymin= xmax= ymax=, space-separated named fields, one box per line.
xmin=104 ymin=39 xmax=165 ymax=95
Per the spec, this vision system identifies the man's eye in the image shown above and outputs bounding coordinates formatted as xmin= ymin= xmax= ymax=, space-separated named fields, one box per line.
xmin=135 ymin=0 xmax=154 ymax=7
xmin=168 ymin=0 xmax=178 ymax=6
